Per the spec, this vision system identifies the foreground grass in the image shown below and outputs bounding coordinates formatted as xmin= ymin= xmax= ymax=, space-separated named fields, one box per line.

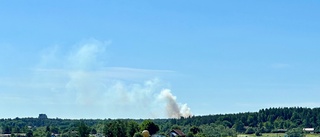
xmin=306 ymin=134 xmax=320 ymax=137
xmin=238 ymin=133 xmax=320 ymax=137
xmin=238 ymin=133 xmax=286 ymax=137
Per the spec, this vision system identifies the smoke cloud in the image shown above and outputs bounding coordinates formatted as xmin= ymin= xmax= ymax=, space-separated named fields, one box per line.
xmin=158 ymin=89 xmax=192 ymax=118
xmin=33 ymin=39 xmax=192 ymax=118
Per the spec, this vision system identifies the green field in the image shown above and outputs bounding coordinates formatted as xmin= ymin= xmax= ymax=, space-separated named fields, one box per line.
xmin=305 ymin=134 xmax=320 ymax=137
xmin=238 ymin=133 xmax=320 ymax=137
xmin=238 ymin=133 xmax=286 ymax=137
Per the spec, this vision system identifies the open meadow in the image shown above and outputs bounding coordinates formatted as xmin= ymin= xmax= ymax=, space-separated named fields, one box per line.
xmin=238 ymin=133 xmax=320 ymax=137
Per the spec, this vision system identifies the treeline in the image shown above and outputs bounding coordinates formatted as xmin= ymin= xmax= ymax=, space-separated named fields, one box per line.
xmin=1 ymin=107 xmax=320 ymax=137
xmin=155 ymin=107 xmax=320 ymax=135
xmin=159 ymin=107 xmax=320 ymax=130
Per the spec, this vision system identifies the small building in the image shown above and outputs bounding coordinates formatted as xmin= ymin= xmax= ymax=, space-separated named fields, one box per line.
xmin=303 ymin=128 xmax=314 ymax=133
xmin=169 ymin=129 xmax=186 ymax=137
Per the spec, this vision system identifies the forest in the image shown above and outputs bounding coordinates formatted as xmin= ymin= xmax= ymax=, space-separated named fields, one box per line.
xmin=1 ymin=107 xmax=320 ymax=137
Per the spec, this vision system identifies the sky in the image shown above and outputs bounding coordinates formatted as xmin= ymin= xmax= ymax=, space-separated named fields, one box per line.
xmin=0 ymin=1 xmax=320 ymax=119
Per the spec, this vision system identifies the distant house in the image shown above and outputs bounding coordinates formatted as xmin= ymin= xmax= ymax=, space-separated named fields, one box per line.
xmin=169 ymin=129 xmax=186 ymax=137
xmin=303 ymin=128 xmax=314 ymax=133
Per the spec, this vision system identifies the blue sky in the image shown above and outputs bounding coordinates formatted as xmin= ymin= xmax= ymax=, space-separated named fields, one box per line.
xmin=1 ymin=1 xmax=320 ymax=119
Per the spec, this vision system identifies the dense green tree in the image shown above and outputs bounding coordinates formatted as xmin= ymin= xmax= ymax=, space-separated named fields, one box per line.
xmin=263 ymin=121 xmax=273 ymax=132
xmin=194 ymin=133 xmax=206 ymax=137
xmin=26 ymin=130 xmax=33 ymax=137
xmin=91 ymin=128 xmax=97 ymax=134
xmin=2 ymin=107 xmax=320 ymax=136
xmin=133 ymin=132 xmax=143 ymax=137
xmin=232 ymin=121 xmax=245 ymax=133
xmin=273 ymin=118 xmax=284 ymax=129
xmin=140 ymin=120 xmax=159 ymax=135
xmin=286 ymin=128 xmax=303 ymax=137
xmin=46 ymin=132 xmax=51 ymax=137
xmin=103 ymin=122 xmax=114 ymax=137
xmin=186 ymin=132 xmax=194 ymax=137
xmin=222 ymin=120 xmax=233 ymax=128
xmin=2 ymin=125 xmax=11 ymax=134
xmin=199 ymin=124 xmax=219 ymax=137
xmin=171 ymin=125 xmax=182 ymax=130
xmin=33 ymin=126 xmax=50 ymax=137
xmin=103 ymin=120 xmax=126 ymax=137
xmin=198 ymin=124 xmax=236 ymax=137
xmin=245 ymin=127 xmax=255 ymax=134
xmin=247 ymin=114 xmax=258 ymax=127
xmin=45 ymin=126 xmax=50 ymax=132
xmin=127 ymin=121 xmax=140 ymax=137
xmin=50 ymin=126 xmax=59 ymax=134
xmin=189 ymin=126 xmax=201 ymax=134
xmin=255 ymin=129 xmax=262 ymax=136
xmin=78 ymin=121 xmax=89 ymax=137
xmin=12 ymin=126 xmax=20 ymax=133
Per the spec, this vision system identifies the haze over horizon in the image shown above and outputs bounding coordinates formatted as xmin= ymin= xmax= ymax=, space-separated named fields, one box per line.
xmin=1 ymin=1 xmax=320 ymax=119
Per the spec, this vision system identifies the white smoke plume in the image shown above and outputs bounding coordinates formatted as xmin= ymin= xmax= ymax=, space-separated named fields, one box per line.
xmin=33 ymin=39 xmax=192 ymax=118
xmin=158 ymin=89 xmax=192 ymax=118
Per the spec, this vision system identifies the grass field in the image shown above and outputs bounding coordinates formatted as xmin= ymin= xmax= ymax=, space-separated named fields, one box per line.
xmin=238 ymin=133 xmax=320 ymax=137
xmin=305 ymin=134 xmax=320 ymax=137
xmin=238 ymin=133 xmax=286 ymax=137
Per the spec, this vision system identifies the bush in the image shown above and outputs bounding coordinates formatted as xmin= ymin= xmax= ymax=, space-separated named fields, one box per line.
xmin=245 ymin=127 xmax=255 ymax=134
xmin=286 ymin=128 xmax=303 ymax=137
xmin=255 ymin=130 xmax=262 ymax=136
xmin=133 ymin=132 xmax=143 ymax=137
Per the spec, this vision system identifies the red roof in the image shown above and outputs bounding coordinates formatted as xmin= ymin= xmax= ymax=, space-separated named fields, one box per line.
xmin=171 ymin=129 xmax=186 ymax=137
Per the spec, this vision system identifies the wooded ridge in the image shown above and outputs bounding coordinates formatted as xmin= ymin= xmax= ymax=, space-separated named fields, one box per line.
xmin=1 ymin=107 xmax=320 ymax=137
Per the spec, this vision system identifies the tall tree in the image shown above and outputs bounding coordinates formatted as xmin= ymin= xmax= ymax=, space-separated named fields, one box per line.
xmin=189 ymin=126 xmax=201 ymax=134
xmin=140 ymin=120 xmax=159 ymax=135
xmin=232 ymin=121 xmax=245 ymax=133
xmin=127 ymin=121 xmax=140 ymax=137
xmin=286 ymin=128 xmax=303 ymax=137
xmin=26 ymin=130 xmax=33 ymax=137
xmin=78 ymin=121 xmax=89 ymax=137
xmin=103 ymin=120 xmax=127 ymax=137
